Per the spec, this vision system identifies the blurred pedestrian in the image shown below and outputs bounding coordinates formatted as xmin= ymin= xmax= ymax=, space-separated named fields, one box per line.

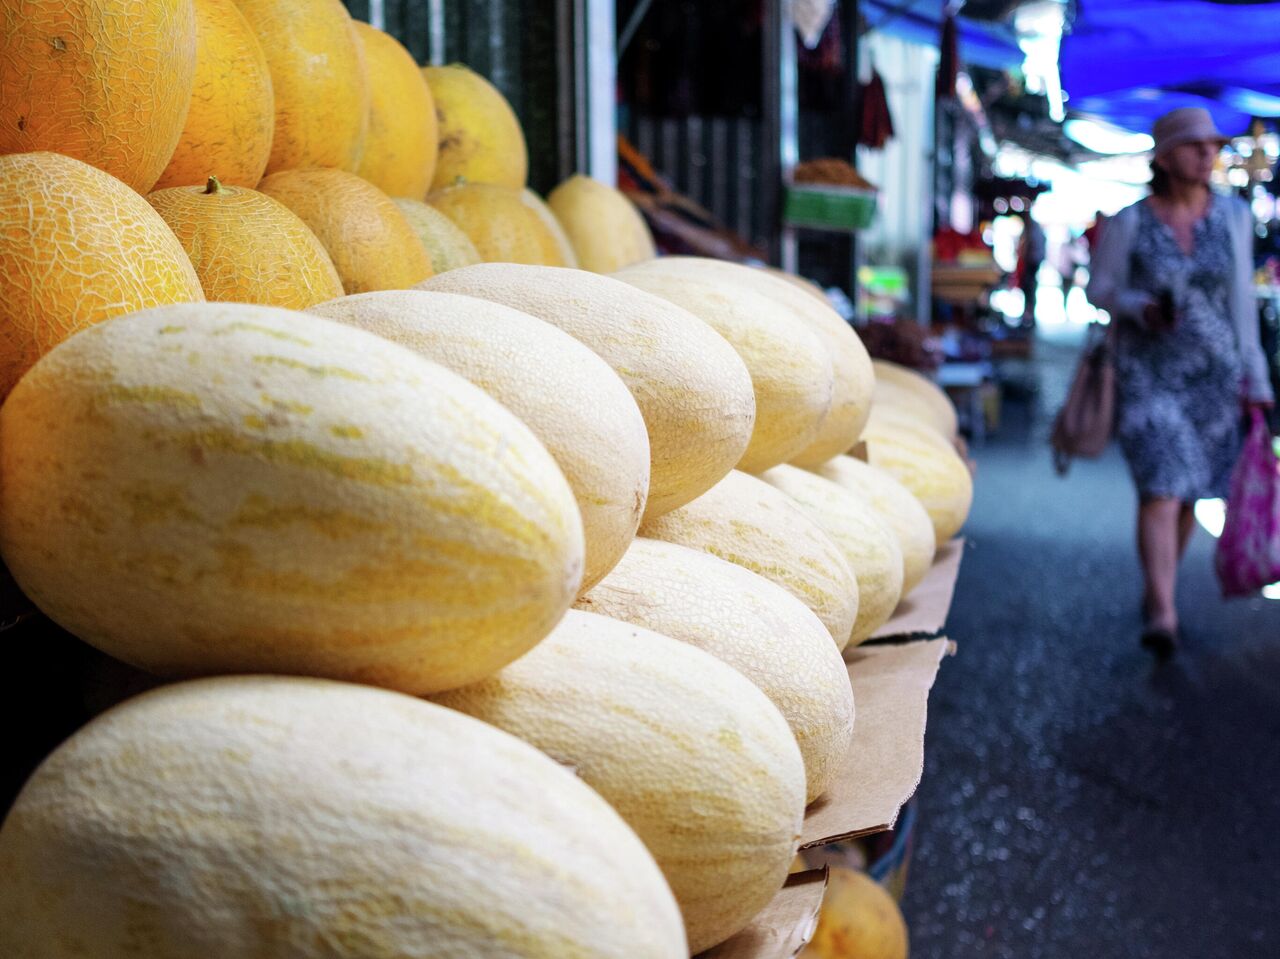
xmin=1017 ymin=211 xmax=1046 ymax=328
xmin=1057 ymin=231 xmax=1082 ymax=311
xmin=1083 ymin=210 xmax=1107 ymax=255
xmin=1087 ymin=107 xmax=1275 ymax=656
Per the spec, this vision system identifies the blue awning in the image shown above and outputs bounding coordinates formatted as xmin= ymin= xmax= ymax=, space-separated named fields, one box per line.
xmin=862 ymin=0 xmax=1026 ymax=70
xmin=1060 ymin=0 xmax=1280 ymax=135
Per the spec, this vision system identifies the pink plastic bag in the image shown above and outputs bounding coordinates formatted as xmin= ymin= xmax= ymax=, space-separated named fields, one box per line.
xmin=1215 ymin=409 xmax=1280 ymax=597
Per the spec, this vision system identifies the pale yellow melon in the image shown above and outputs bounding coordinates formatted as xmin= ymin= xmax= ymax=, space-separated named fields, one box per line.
xmin=0 ymin=676 xmax=687 ymax=959
xmin=308 ymin=290 xmax=649 ymax=591
xmin=811 ymin=455 xmax=936 ymax=595
xmin=576 ymin=537 xmax=854 ymax=803
xmin=547 ymin=174 xmax=657 ymax=273
xmin=0 ymin=302 xmax=584 ymax=695
xmin=434 ymin=610 xmax=806 ymax=954
xmin=613 ymin=259 xmax=834 ymax=473
xmin=627 ymin=257 xmax=874 ymax=468
xmin=420 ymin=264 xmax=756 ymax=519
xmin=520 ymin=188 xmax=579 ymax=268
xmin=762 ymin=266 xmax=829 ymax=303
xmin=863 ymin=406 xmax=972 ymax=544
xmin=759 ymin=465 xmax=903 ymax=647
xmin=426 ymin=182 xmax=565 ymax=266
xmin=423 ymin=64 xmax=527 ymax=190
xmin=392 ymin=198 xmax=482 ymax=274
xmin=872 ymin=358 xmax=958 ymax=439
xmin=639 ymin=470 xmax=858 ymax=650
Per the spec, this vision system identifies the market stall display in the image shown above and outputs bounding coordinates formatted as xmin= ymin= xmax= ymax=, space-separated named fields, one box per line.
xmin=0 ymin=4 xmax=975 ymax=955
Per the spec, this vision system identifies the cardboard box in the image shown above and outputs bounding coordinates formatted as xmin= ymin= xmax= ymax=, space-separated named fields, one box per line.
xmin=870 ymin=538 xmax=964 ymax=640
xmin=697 ymin=868 xmax=828 ymax=959
xmin=800 ymin=638 xmax=951 ymax=847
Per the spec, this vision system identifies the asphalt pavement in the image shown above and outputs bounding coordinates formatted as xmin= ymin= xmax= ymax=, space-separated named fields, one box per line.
xmin=903 ymin=332 xmax=1280 ymax=958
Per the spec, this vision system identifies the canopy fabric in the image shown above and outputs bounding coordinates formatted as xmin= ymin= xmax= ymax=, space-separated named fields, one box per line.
xmin=1060 ymin=0 xmax=1280 ymax=135
xmin=862 ymin=0 xmax=1025 ymax=70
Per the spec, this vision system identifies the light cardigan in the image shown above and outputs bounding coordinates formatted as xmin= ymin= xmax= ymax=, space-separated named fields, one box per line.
xmin=1086 ymin=194 xmax=1274 ymax=403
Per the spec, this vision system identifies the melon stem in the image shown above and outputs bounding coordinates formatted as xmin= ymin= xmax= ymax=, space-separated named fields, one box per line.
xmin=204 ymin=175 xmax=225 ymax=195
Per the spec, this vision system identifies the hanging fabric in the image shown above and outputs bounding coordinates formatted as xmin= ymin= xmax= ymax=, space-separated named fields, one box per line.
xmin=936 ymin=13 xmax=959 ymax=100
xmin=859 ymin=70 xmax=895 ymax=150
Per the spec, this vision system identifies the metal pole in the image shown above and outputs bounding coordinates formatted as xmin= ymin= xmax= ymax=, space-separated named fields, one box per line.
xmin=369 ymin=0 xmax=385 ymax=31
xmin=427 ymin=0 xmax=446 ymax=66
xmin=557 ymin=0 xmax=618 ymax=183
xmin=617 ymin=0 xmax=657 ymax=60
xmin=765 ymin=0 xmax=798 ymax=268
xmin=845 ymin=0 xmax=862 ymax=301
xmin=584 ymin=0 xmax=617 ymax=183
xmin=557 ymin=0 xmax=577 ymax=181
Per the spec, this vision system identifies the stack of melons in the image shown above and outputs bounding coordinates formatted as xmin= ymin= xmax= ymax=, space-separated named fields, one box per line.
xmin=0 ymin=4 xmax=969 ymax=956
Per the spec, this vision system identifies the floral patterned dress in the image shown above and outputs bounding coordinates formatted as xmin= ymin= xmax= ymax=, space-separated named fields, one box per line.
xmin=1114 ymin=196 xmax=1245 ymax=501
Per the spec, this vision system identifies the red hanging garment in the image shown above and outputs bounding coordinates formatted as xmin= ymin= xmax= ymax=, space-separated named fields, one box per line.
xmin=859 ymin=70 xmax=895 ymax=149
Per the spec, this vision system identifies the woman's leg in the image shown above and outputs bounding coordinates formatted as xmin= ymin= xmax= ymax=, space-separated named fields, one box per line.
xmin=1177 ymin=501 xmax=1196 ymax=560
xmin=1138 ymin=496 xmax=1182 ymax=631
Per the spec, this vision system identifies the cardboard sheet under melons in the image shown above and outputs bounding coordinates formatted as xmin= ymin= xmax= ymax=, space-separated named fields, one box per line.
xmin=697 ymin=539 xmax=964 ymax=958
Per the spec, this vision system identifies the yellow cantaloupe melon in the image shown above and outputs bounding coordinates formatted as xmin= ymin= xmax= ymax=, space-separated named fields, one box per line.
xmin=153 ymin=0 xmax=274 ymax=190
xmin=520 ymin=188 xmax=580 ymax=268
xmin=614 ymin=259 xmax=834 ymax=473
xmin=546 ymin=174 xmax=657 ymax=273
xmin=872 ymin=358 xmax=958 ymax=439
xmin=811 ymin=455 xmax=936 ymax=596
xmin=434 ymin=610 xmax=806 ymax=954
xmin=863 ymin=406 xmax=973 ymax=544
xmin=259 ymin=168 xmax=433 ymax=293
xmin=234 ymin=0 xmax=368 ymax=175
xmin=392 ymin=198 xmax=482 ymax=274
xmin=575 ymin=537 xmax=854 ymax=803
xmin=0 ymin=302 xmax=584 ymax=695
xmin=639 ymin=470 xmax=858 ymax=649
xmin=148 ymin=176 xmax=344 ymax=309
xmin=423 ymin=63 xmax=528 ymax=190
xmin=759 ymin=465 xmax=904 ymax=647
xmin=0 ymin=0 xmax=197 ymax=194
xmin=309 ymin=290 xmax=649 ymax=591
xmin=0 ymin=152 xmax=204 ymax=400
xmin=353 ymin=22 xmax=438 ymax=199
xmin=0 ymin=675 xmax=687 ymax=959
xmin=426 ymin=182 xmax=566 ymax=266
xmin=800 ymin=867 xmax=909 ymax=959
xmin=420 ymin=263 xmax=756 ymax=518
xmin=628 ymin=257 xmax=874 ymax=469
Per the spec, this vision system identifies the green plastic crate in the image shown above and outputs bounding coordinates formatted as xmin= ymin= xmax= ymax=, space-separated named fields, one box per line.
xmin=784 ymin=184 xmax=878 ymax=231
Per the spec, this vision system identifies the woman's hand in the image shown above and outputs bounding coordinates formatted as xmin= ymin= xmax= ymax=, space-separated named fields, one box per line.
xmin=1141 ymin=296 xmax=1178 ymax=332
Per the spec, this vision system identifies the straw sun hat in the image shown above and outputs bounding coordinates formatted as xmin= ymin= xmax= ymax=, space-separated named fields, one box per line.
xmin=1152 ymin=107 xmax=1230 ymax=159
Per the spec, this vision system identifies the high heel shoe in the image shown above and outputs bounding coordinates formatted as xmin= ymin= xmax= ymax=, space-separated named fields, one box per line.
xmin=1140 ymin=622 xmax=1179 ymax=659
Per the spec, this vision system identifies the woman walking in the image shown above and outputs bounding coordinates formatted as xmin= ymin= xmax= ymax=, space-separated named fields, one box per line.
xmin=1088 ymin=107 xmax=1275 ymax=656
